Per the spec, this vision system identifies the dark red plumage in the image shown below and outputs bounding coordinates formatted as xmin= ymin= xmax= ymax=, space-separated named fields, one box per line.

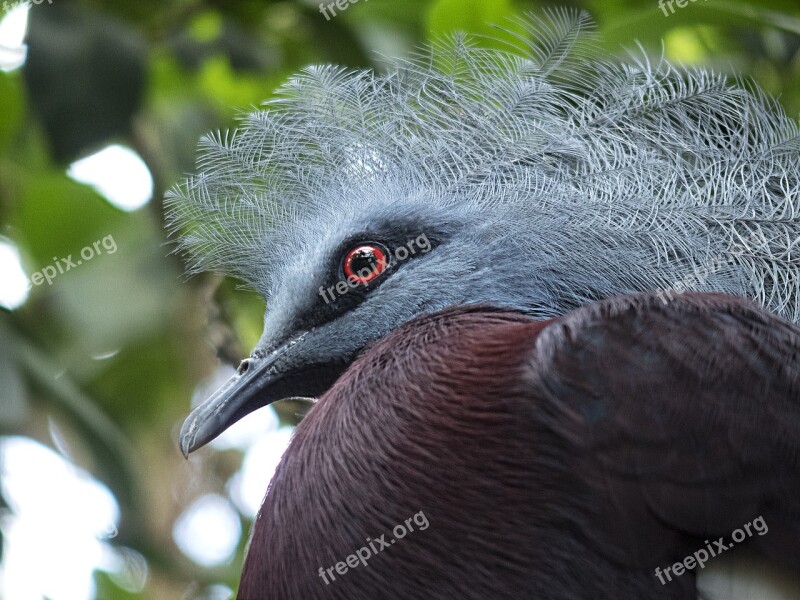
xmin=238 ymin=293 xmax=800 ymax=599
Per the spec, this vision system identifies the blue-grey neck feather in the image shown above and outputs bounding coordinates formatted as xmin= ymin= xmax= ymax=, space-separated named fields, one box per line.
xmin=165 ymin=9 xmax=800 ymax=324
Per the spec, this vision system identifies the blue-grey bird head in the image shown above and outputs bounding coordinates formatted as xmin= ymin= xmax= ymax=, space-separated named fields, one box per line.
xmin=168 ymin=9 xmax=800 ymax=455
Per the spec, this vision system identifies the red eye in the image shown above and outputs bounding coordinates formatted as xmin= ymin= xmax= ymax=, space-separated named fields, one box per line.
xmin=343 ymin=244 xmax=389 ymax=284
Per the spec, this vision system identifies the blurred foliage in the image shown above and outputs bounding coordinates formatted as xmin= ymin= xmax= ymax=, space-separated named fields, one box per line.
xmin=0 ymin=0 xmax=798 ymax=598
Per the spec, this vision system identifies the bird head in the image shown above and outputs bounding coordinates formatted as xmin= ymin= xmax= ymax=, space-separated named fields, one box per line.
xmin=174 ymin=183 xmax=550 ymax=455
xmin=169 ymin=10 xmax=799 ymax=455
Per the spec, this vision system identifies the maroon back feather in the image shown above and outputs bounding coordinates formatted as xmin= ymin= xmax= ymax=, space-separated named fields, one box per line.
xmin=238 ymin=294 xmax=800 ymax=600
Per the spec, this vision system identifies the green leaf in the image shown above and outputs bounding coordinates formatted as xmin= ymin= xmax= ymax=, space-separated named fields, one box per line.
xmin=601 ymin=2 xmax=800 ymax=49
xmin=24 ymin=3 xmax=147 ymax=163
xmin=0 ymin=72 xmax=24 ymax=153
xmin=93 ymin=569 xmax=143 ymax=600
xmin=12 ymin=170 xmax=124 ymax=269
xmin=426 ymin=0 xmax=516 ymax=43
xmin=188 ymin=11 xmax=224 ymax=43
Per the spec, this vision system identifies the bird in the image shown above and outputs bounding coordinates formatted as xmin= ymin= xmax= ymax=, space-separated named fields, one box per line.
xmin=237 ymin=293 xmax=800 ymax=599
xmin=165 ymin=8 xmax=800 ymax=599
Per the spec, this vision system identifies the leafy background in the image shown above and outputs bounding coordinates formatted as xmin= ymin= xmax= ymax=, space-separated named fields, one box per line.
xmin=0 ymin=0 xmax=798 ymax=598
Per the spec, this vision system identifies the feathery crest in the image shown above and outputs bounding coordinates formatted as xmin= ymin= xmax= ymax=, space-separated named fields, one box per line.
xmin=165 ymin=9 xmax=800 ymax=321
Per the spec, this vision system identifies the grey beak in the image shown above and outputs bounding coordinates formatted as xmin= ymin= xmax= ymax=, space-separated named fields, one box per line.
xmin=179 ymin=354 xmax=277 ymax=458
xmin=179 ymin=332 xmax=347 ymax=457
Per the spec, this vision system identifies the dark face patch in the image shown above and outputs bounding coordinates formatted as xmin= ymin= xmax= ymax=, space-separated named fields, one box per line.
xmin=286 ymin=219 xmax=447 ymax=337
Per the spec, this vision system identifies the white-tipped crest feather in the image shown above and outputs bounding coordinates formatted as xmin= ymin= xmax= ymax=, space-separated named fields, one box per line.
xmin=165 ymin=9 xmax=800 ymax=321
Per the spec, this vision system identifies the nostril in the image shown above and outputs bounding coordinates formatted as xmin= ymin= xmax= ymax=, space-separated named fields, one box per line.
xmin=237 ymin=359 xmax=251 ymax=375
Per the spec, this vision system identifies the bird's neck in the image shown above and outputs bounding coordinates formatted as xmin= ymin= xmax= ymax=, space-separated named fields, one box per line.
xmin=239 ymin=309 xmax=574 ymax=599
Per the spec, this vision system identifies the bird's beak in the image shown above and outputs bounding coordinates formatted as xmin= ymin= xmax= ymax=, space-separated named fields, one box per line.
xmin=179 ymin=332 xmax=344 ymax=457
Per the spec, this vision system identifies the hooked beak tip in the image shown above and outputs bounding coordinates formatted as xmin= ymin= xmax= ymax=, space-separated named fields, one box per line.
xmin=179 ymin=416 xmax=198 ymax=459
xmin=177 ymin=354 xmax=277 ymax=458
xmin=176 ymin=331 xmax=342 ymax=459
xmin=179 ymin=436 xmax=191 ymax=460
